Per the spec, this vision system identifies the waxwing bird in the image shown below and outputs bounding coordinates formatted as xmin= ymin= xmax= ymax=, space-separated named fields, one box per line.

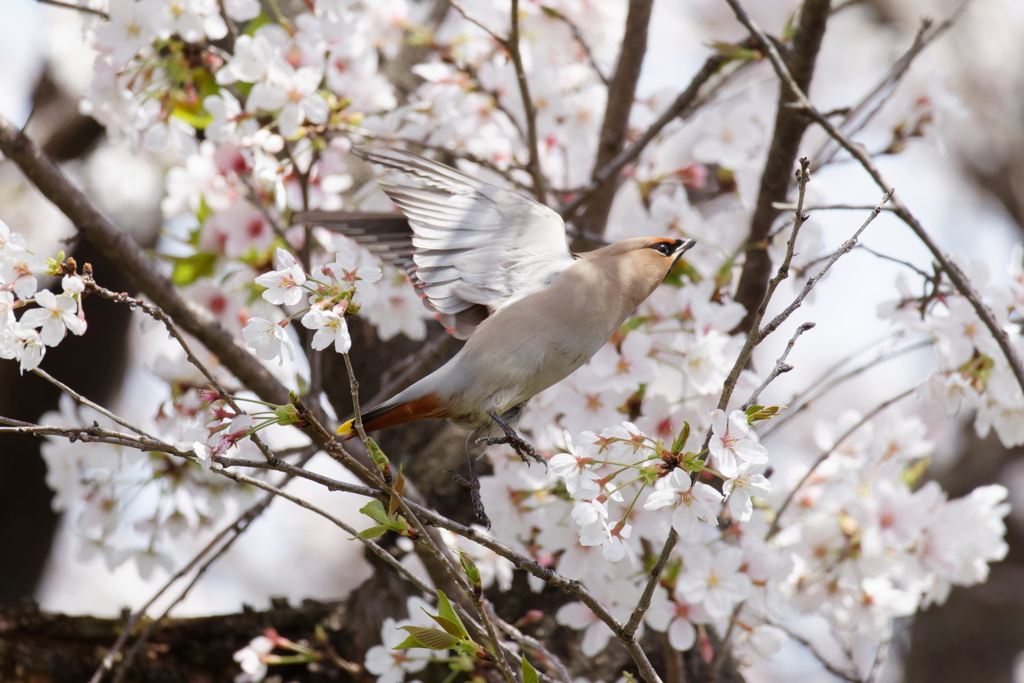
xmin=300 ymin=148 xmax=695 ymax=522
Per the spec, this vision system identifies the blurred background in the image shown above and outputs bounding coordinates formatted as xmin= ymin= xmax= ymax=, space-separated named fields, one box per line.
xmin=2 ymin=0 xmax=1024 ymax=681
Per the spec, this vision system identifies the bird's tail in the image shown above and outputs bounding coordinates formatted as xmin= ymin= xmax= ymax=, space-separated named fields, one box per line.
xmin=336 ymin=393 xmax=447 ymax=439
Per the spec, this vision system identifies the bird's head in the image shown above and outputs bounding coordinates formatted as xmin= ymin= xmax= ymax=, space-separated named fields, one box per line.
xmin=582 ymin=236 xmax=697 ymax=302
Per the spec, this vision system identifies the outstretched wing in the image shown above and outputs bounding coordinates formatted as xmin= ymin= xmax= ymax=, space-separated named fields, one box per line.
xmin=302 ymin=148 xmax=574 ymax=339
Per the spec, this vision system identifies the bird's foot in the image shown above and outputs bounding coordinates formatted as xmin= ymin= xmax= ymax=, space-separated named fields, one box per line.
xmin=446 ymin=458 xmax=491 ymax=529
xmin=476 ymin=413 xmax=546 ymax=469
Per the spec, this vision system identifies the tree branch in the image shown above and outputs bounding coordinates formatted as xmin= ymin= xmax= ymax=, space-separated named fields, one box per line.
xmin=571 ymin=0 xmax=655 ymax=240
xmin=731 ymin=0 xmax=833 ymax=335
xmin=506 ymin=0 xmax=547 ymax=202
xmin=742 ymin=321 xmax=815 ymax=410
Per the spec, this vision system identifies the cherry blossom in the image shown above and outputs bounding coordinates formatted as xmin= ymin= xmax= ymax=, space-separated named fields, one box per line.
xmin=0 ymin=252 xmax=48 ymax=300
xmin=722 ymin=460 xmax=772 ymax=523
xmin=645 ymin=587 xmax=710 ymax=652
xmin=242 ymin=317 xmax=295 ymax=362
xmin=708 ymin=409 xmax=768 ymax=477
xmin=676 ymin=546 xmax=752 ymax=620
xmin=255 ymin=249 xmax=308 ymax=306
xmin=247 ymin=63 xmax=329 ymax=138
xmin=0 ymin=220 xmax=26 ymax=257
xmin=150 ymin=0 xmax=226 ymax=43
xmin=1 ymin=323 xmax=46 ymax=373
xmin=19 ymin=290 xmax=86 ymax=346
xmin=301 ymin=306 xmax=352 ymax=353
xmin=550 ymin=430 xmax=601 ymax=500
xmin=93 ymin=0 xmax=155 ymax=67
xmin=233 ymin=635 xmax=275 ymax=683
xmin=643 ymin=468 xmax=722 ymax=540
xmin=364 ymin=617 xmax=430 ymax=683
xmin=0 ymin=291 xmax=15 ymax=329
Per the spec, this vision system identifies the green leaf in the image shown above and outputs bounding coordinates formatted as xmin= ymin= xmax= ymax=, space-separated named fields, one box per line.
xmin=746 ymin=406 xmax=783 ymax=423
xmin=354 ymin=525 xmax=389 ymax=540
xmin=397 ymin=626 xmax=461 ymax=651
xmin=435 ymin=590 xmax=469 ymax=639
xmin=671 ymin=421 xmax=691 ymax=454
xmin=705 ymin=40 xmax=761 ymax=62
xmin=367 ymin=438 xmax=389 ymax=466
xmin=360 ymin=500 xmax=391 ymax=526
xmin=455 ymin=549 xmax=481 ymax=588
xmin=429 ymin=615 xmax=466 ymax=639
xmin=394 ymin=634 xmax=427 ymax=650
xmin=522 ymin=655 xmax=539 ymax=683
xmin=169 ymin=252 xmax=218 ymax=286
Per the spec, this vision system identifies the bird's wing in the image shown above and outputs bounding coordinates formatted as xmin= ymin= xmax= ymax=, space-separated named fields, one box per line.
xmin=295 ymin=212 xmax=417 ymax=271
xmin=314 ymin=148 xmax=574 ymax=339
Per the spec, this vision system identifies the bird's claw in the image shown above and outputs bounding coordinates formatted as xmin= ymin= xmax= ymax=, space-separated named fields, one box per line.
xmin=445 ymin=468 xmax=472 ymax=488
xmin=447 ymin=464 xmax=491 ymax=529
xmin=474 ymin=433 xmax=546 ymax=468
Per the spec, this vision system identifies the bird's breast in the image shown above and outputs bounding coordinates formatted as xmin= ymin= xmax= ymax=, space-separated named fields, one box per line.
xmin=441 ymin=260 xmax=644 ymax=420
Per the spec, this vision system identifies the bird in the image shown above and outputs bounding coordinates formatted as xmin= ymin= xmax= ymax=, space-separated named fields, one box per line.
xmin=300 ymin=148 xmax=695 ymax=522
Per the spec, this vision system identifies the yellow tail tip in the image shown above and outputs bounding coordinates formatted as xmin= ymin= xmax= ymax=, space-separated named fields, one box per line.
xmin=336 ymin=419 xmax=355 ymax=436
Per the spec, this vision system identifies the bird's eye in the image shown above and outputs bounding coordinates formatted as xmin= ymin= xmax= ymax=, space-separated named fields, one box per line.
xmin=649 ymin=242 xmax=672 ymax=256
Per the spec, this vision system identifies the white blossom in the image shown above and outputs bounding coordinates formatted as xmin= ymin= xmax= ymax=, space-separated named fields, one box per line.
xmin=301 ymin=306 xmax=352 ymax=353
xmin=242 ymin=317 xmax=295 ymax=362
xmin=708 ymin=409 xmax=768 ymax=477
xmin=722 ymin=459 xmax=771 ymax=523
xmin=19 ymin=290 xmax=86 ymax=347
xmin=643 ymin=468 xmax=722 ymax=540
xmin=255 ymin=248 xmax=307 ymax=306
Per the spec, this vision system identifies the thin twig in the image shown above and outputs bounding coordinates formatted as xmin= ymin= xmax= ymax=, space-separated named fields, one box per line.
xmin=702 ymin=603 xmax=743 ymax=683
xmin=86 ymin=283 xmax=281 ymax=464
xmin=855 ymin=244 xmax=932 ymax=278
xmin=730 ymin=0 xmax=832 ymax=333
xmin=33 ymin=368 xmax=157 ymax=440
xmin=545 ymin=8 xmax=609 ymax=85
xmin=495 ymin=615 xmax=573 ymax=683
xmin=36 ymin=0 xmax=109 ymax=18
xmin=756 ymin=191 xmax=893 ymax=344
xmin=769 ymin=622 xmax=863 ymax=683
xmin=866 ymin=632 xmax=894 ymax=683
xmin=772 ymin=202 xmax=896 ymax=213
xmin=623 ymin=528 xmax=677 ymax=639
xmin=759 ymin=336 xmax=932 ymax=438
xmin=766 ymin=385 xmax=917 ymax=539
xmin=476 ymin=595 xmax=517 ymax=683
xmin=714 ymin=158 xmax=813 ymax=417
xmin=742 ymin=321 xmax=815 ymax=410
xmin=506 ymin=0 xmax=547 ymax=202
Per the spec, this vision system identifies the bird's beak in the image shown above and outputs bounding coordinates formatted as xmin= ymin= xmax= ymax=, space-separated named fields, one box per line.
xmin=670 ymin=238 xmax=697 ymax=268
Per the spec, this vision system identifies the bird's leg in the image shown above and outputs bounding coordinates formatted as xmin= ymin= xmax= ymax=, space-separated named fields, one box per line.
xmin=475 ymin=411 xmax=547 ymax=469
xmin=448 ymin=446 xmax=491 ymax=528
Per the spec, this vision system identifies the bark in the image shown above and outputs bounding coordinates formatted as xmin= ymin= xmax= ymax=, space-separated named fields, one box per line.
xmin=731 ymin=0 xmax=832 ymax=334
xmin=571 ymin=0 xmax=655 ymax=246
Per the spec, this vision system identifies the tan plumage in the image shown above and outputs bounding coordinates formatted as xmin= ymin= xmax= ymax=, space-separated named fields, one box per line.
xmin=304 ymin=148 xmax=695 ymax=458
